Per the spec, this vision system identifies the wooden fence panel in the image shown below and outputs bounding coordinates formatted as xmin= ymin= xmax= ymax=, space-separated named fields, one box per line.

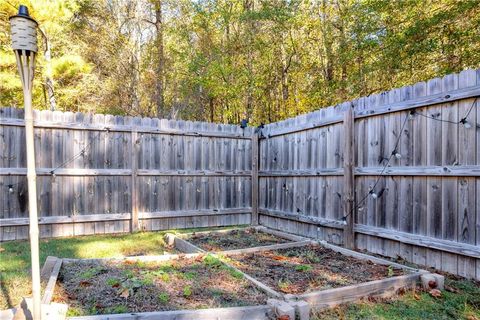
xmin=0 ymin=109 xmax=254 ymax=240
xmin=258 ymin=68 xmax=480 ymax=280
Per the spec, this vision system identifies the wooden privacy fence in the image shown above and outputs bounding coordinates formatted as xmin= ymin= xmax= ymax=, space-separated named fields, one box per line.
xmin=0 ymin=109 xmax=254 ymax=240
xmin=0 ymin=68 xmax=479 ymax=280
xmin=258 ymin=68 xmax=480 ymax=280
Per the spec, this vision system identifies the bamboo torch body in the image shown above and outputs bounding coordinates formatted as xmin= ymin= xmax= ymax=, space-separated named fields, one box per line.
xmin=10 ymin=7 xmax=42 ymax=319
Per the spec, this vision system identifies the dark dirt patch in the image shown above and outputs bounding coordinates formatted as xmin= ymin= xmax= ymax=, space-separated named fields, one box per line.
xmin=188 ymin=229 xmax=289 ymax=251
xmin=229 ymin=244 xmax=405 ymax=295
xmin=53 ymin=255 xmax=267 ymax=316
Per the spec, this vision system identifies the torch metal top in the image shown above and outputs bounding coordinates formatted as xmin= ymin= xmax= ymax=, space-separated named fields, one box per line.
xmin=9 ymin=5 xmax=38 ymax=53
xmin=9 ymin=5 xmax=38 ymax=25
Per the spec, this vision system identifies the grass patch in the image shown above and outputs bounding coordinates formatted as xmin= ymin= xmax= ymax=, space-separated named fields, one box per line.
xmin=0 ymin=231 xmax=173 ymax=309
xmin=313 ymin=277 xmax=480 ymax=320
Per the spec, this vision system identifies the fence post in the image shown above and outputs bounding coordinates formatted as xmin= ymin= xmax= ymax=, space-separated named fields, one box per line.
xmin=131 ymin=130 xmax=139 ymax=232
xmin=251 ymin=132 xmax=259 ymax=225
xmin=343 ymin=107 xmax=355 ymax=249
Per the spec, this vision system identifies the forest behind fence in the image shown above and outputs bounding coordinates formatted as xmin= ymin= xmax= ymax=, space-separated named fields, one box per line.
xmin=0 ymin=68 xmax=479 ymax=280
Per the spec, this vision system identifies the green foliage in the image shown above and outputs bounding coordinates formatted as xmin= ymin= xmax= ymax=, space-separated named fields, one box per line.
xmin=158 ymin=292 xmax=170 ymax=304
xmin=105 ymin=277 xmax=120 ymax=287
xmin=184 ymin=271 xmax=198 ymax=280
xmin=387 ymin=265 xmax=395 ymax=277
xmin=226 ymin=267 xmax=244 ymax=279
xmin=278 ymin=279 xmax=291 ymax=291
xmin=121 ymin=269 xmax=134 ymax=279
xmin=183 ymin=285 xmax=192 ymax=297
xmin=295 ymin=264 xmax=313 ymax=272
xmin=202 ymin=254 xmax=223 ymax=268
xmin=104 ymin=305 xmax=128 ymax=314
xmin=1 ymin=0 xmax=478 ymax=123
xmin=79 ymin=266 xmax=104 ymax=279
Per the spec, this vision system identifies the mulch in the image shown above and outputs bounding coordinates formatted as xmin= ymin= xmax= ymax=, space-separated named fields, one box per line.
xmin=188 ymin=228 xmax=289 ymax=251
xmin=230 ymin=244 xmax=405 ymax=294
xmin=53 ymin=255 xmax=268 ymax=315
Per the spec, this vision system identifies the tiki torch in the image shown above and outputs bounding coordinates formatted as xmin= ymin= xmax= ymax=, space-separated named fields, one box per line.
xmin=10 ymin=5 xmax=42 ymax=319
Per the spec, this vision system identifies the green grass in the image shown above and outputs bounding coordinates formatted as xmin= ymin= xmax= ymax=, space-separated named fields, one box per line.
xmin=313 ymin=277 xmax=480 ymax=320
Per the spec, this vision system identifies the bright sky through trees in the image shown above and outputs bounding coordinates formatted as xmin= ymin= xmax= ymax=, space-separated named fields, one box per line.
xmin=1 ymin=0 xmax=479 ymax=125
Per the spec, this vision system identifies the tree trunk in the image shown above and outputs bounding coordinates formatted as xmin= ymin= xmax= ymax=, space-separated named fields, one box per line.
xmin=154 ymin=0 xmax=165 ymax=118
xmin=244 ymin=0 xmax=254 ymax=120
xmin=39 ymin=28 xmax=56 ymax=111
xmin=209 ymin=97 xmax=215 ymax=122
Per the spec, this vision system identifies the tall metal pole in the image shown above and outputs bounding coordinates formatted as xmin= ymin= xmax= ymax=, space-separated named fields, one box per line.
xmin=10 ymin=6 xmax=41 ymax=319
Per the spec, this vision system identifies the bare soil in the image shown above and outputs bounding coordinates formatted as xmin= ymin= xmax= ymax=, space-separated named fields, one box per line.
xmin=188 ymin=228 xmax=289 ymax=251
xmin=230 ymin=244 xmax=405 ymax=295
xmin=53 ymin=255 xmax=268 ymax=316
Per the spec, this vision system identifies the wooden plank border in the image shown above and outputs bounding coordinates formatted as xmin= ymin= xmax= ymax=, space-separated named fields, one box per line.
xmin=67 ymin=305 xmax=272 ymax=320
xmin=41 ymin=257 xmax=63 ymax=304
xmin=288 ymin=272 xmax=422 ymax=309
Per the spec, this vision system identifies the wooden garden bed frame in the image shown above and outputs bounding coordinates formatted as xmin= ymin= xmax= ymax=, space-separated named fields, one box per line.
xmin=3 ymin=226 xmax=435 ymax=320
xmin=166 ymin=227 xmax=429 ymax=311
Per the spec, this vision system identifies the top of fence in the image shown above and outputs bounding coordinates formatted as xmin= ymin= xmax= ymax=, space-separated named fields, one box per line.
xmin=0 ymin=107 xmax=255 ymax=139
xmin=262 ymin=68 xmax=480 ymax=138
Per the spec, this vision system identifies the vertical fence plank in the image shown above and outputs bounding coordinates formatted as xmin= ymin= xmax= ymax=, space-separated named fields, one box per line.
xmin=251 ymin=132 xmax=259 ymax=225
xmin=343 ymin=107 xmax=355 ymax=249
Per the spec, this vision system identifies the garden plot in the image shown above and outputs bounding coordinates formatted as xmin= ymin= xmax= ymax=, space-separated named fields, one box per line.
xmin=53 ymin=255 xmax=269 ymax=317
xmin=185 ymin=228 xmax=293 ymax=252
xmin=226 ymin=241 xmax=426 ymax=309
xmin=229 ymin=244 xmax=404 ymax=294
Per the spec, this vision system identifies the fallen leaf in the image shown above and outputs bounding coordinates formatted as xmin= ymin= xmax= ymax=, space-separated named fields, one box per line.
xmin=466 ymin=315 xmax=479 ymax=320
xmin=0 ymin=247 xmax=5 ymax=252
xmin=79 ymin=280 xmax=92 ymax=287
xmin=429 ymin=289 xmax=442 ymax=298
xmin=120 ymin=289 xmax=130 ymax=299
xmin=413 ymin=293 xmax=421 ymax=300
xmin=272 ymin=255 xmax=288 ymax=261
xmin=112 ymin=283 xmax=121 ymax=288
xmin=277 ymin=316 xmax=291 ymax=320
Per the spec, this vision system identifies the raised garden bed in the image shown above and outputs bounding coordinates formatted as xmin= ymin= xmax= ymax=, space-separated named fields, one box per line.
xmin=53 ymin=255 xmax=268 ymax=316
xmin=186 ymin=228 xmax=292 ymax=252
xmin=229 ymin=244 xmax=406 ymax=295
